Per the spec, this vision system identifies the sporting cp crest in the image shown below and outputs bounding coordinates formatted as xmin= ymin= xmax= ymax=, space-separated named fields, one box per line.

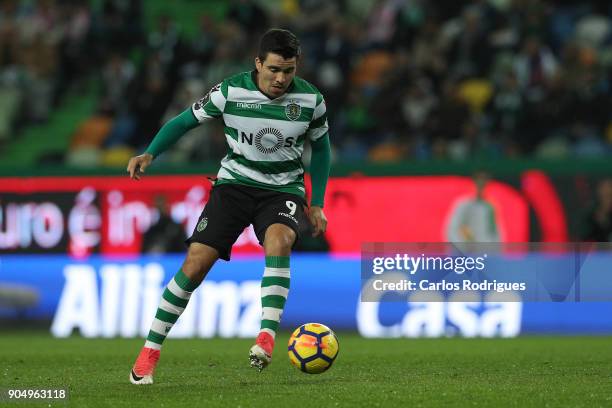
xmin=196 ymin=217 xmax=208 ymax=232
xmin=285 ymin=101 xmax=301 ymax=121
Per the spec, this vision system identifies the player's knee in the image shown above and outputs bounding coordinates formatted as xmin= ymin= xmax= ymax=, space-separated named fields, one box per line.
xmin=264 ymin=224 xmax=296 ymax=255
xmin=182 ymin=243 xmax=219 ymax=283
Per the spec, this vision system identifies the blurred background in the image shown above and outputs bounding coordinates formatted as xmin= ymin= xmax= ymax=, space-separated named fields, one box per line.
xmin=1 ymin=0 xmax=612 ymax=338
xmin=1 ymin=0 xmax=611 ymax=165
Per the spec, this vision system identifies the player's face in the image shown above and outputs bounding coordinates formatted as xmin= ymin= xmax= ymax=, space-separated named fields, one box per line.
xmin=255 ymin=53 xmax=297 ymax=98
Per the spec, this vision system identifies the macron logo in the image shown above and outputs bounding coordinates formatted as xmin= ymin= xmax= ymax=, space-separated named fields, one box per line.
xmin=278 ymin=212 xmax=298 ymax=224
xmin=237 ymin=102 xmax=262 ymax=109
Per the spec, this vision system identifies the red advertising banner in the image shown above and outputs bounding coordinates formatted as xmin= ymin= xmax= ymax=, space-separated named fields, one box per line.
xmin=0 ymin=176 xmax=217 ymax=256
xmin=323 ymin=176 xmax=529 ymax=253
xmin=0 ymin=175 xmax=530 ymax=255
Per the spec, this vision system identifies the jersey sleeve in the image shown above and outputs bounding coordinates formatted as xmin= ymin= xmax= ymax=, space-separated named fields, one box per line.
xmin=306 ymin=95 xmax=329 ymax=142
xmin=191 ymin=81 xmax=227 ymax=122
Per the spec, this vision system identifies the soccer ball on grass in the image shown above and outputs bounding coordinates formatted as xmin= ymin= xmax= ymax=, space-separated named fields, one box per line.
xmin=287 ymin=323 xmax=339 ymax=374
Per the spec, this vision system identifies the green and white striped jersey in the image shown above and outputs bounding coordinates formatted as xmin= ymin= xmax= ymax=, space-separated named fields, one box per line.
xmin=191 ymin=71 xmax=329 ymax=197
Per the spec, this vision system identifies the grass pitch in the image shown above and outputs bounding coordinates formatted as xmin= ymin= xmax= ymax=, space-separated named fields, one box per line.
xmin=1 ymin=332 xmax=611 ymax=407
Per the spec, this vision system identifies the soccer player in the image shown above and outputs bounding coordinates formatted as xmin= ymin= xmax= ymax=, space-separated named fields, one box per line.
xmin=126 ymin=28 xmax=331 ymax=384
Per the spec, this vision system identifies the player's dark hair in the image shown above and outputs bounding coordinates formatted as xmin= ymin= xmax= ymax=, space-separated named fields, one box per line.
xmin=257 ymin=29 xmax=300 ymax=61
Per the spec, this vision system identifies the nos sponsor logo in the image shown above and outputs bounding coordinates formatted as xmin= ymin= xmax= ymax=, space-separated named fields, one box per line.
xmin=240 ymin=128 xmax=295 ymax=152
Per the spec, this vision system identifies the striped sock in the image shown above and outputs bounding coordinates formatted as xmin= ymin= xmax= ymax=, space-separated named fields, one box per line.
xmin=260 ymin=256 xmax=290 ymax=339
xmin=144 ymin=269 xmax=198 ymax=350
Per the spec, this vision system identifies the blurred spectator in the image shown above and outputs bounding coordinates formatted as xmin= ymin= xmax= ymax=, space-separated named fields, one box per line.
xmin=0 ymin=0 xmax=22 ymax=142
xmin=428 ymin=80 xmax=471 ymax=147
xmin=148 ymin=13 xmax=184 ymax=71
xmin=571 ymin=122 xmax=608 ymax=157
xmin=185 ymin=14 xmax=218 ymax=72
xmin=99 ymin=52 xmax=135 ymax=115
xmin=93 ymin=0 xmax=143 ymax=56
xmin=401 ymin=76 xmax=438 ymax=135
xmin=409 ymin=18 xmax=448 ymax=84
xmin=447 ymin=171 xmax=499 ymax=243
xmin=16 ymin=0 xmax=64 ymax=123
xmin=226 ymin=0 xmax=268 ymax=38
xmin=99 ymin=52 xmax=137 ymax=149
xmin=66 ymin=108 xmax=113 ymax=167
xmin=54 ymin=1 xmax=92 ymax=102
xmin=335 ymin=88 xmax=377 ymax=159
xmin=0 ymin=73 xmax=21 ymax=144
xmin=574 ymin=8 xmax=611 ymax=47
xmin=513 ymin=35 xmax=559 ymax=102
xmin=128 ymin=51 xmax=174 ymax=149
xmin=488 ymin=71 xmax=524 ymax=144
xmin=291 ymin=0 xmax=338 ymax=72
xmin=314 ymin=19 xmax=353 ymax=112
xmin=201 ymin=23 xmax=249 ymax=90
xmin=445 ymin=5 xmax=493 ymax=78
xmin=142 ymin=195 xmax=185 ymax=254
xmin=580 ymin=179 xmax=612 ymax=242
xmin=350 ymin=48 xmax=394 ymax=93
xmin=364 ymin=0 xmax=405 ymax=49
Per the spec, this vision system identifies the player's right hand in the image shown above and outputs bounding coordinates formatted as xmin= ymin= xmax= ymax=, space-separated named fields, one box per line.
xmin=127 ymin=153 xmax=153 ymax=180
xmin=307 ymin=206 xmax=327 ymax=237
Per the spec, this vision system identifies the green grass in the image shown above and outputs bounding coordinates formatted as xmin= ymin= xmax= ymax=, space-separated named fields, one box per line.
xmin=1 ymin=332 xmax=611 ymax=407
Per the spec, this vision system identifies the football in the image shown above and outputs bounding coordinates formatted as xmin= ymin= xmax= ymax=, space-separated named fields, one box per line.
xmin=287 ymin=323 xmax=339 ymax=374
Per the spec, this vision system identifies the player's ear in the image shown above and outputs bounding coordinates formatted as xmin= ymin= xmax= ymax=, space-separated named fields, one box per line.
xmin=255 ymin=57 xmax=262 ymax=72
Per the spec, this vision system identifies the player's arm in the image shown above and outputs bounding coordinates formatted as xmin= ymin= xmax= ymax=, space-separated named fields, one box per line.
xmin=309 ymin=134 xmax=331 ymax=236
xmin=127 ymin=109 xmax=199 ymax=179
xmin=127 ymin=82 xmax=227 ymax=180
xmin=306 ymin=94 xmax=331 ymax=236
xmin=487 ymin=203 xmax=499 ymax=241
xmin=447 ymin=202 xmax=468 ymax=242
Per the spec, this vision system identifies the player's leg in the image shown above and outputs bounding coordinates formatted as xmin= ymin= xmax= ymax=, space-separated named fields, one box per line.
xmin=249 ymin=224 xmax=296 ymax=371
xmin=143 ymin=242 xmax=218 ymax=349
xmin=130 ymin=184 xmax=253 ymax=384
xmin=250 ymin=193 xmax=306 ymax=371
xmin=130 ymin=243 xmax=219 ymax=385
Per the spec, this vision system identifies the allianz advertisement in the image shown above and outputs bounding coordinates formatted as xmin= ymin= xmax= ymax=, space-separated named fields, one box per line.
xmin=2 ymin=254 xmax=612 ymax=337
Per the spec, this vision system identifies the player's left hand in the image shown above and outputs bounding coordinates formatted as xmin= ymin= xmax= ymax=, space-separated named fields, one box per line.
xmin=307 ymin=206 xmax=327 ymax=237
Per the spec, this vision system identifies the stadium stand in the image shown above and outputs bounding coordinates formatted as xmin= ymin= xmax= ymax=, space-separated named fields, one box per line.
xmin=0 ymin=0 xmax=610 ymax=167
